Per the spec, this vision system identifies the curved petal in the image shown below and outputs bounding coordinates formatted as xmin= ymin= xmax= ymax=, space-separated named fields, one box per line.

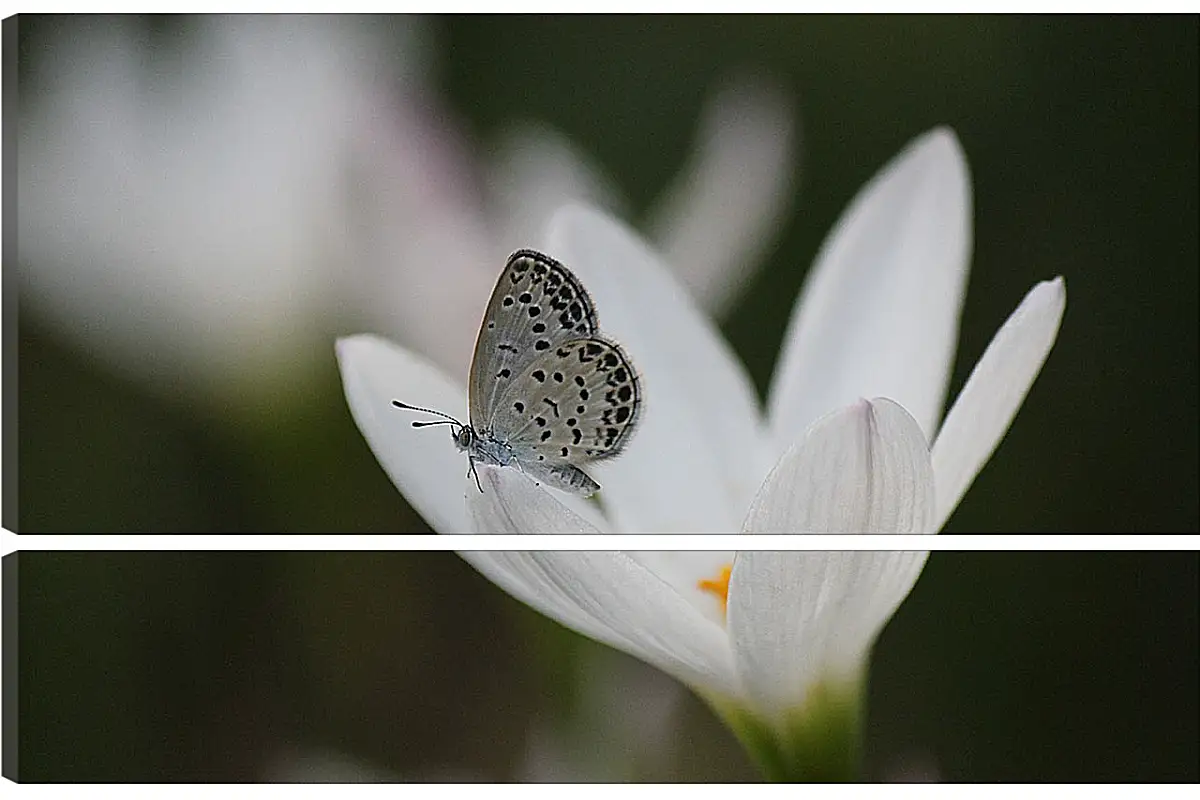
xmin=743 ymin=398 xmax=934 ymax=533
xmin=768 ymin=128 xmax=972 ymax=447
xmin=460 ymin=551 xmax=738 ymax=695
xmin=931 ymin=277 xmax=1067 ymax=529
xmin=458 ymin=551 xmax=637 ymax=641
xmin=467 ymin=465 xmax=610 ymax=533
xmin=726 ymin=549 xmax=930 ymax=718
xmin=335 ymin=334 xmax=472 ymax=532
xmin=486 ymin=120 xmax=626 ymax=255
xmin=549 ymin=205 xmax=768 ymax=532
xmin=646 ymin=73 xmax=796 ymax=316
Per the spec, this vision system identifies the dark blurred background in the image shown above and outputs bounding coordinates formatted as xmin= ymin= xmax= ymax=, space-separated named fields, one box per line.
xmin=10 ymin=15 xmax=1198 ymax=534
xmin=6 ymin=13 xmax=1199 ymax=784
xmin=13 ymin=551 xmax=1199 ymax=781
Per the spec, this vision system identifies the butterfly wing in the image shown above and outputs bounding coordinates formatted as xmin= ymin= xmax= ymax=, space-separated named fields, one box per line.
xmin=488 ymin=336 xmax=642 ymax=482
xmin=469 ymin=250 xmax=600 ymax=429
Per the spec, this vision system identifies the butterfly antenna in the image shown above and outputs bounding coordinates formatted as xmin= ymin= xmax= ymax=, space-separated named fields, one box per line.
xmin=392 ymin=400 xmax=464 ymax=429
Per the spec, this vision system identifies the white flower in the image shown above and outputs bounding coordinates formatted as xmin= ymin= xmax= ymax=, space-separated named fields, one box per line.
xmin=337 ymin=127 xmax=1066 ymax=534
xmin=337 ymin=125 xmax=1066 ymax=778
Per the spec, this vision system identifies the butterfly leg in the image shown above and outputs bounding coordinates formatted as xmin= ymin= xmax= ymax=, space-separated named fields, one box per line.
xmin=466 ymin=455 xmax=484 ymax=493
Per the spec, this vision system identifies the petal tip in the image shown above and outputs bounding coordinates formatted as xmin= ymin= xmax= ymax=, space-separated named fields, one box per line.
xmin=1031 ymin=276 xmax=1068 ymax=319
xmin=906 ymin=126 xmax=969 ymax=187
xmin=548 ymin=200 xmax=608 ymax=235
xmin=334 ymin=333 xmax=386 ymax=364
xmin=334 ymin=335 xmax=359 ymax=365
xmin=924 ymin=125 xmax=962 ymax=151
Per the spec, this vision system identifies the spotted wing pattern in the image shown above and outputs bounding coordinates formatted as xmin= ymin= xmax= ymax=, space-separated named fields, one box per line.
xmin=468 ymin=249 xmax=599 ymax=428
xmin=488 ymin=337 xmax=642 ymax=469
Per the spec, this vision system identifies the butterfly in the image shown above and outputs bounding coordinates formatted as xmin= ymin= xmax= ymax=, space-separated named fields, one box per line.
xmin=395 ymin=249 xmax=642 ymax=497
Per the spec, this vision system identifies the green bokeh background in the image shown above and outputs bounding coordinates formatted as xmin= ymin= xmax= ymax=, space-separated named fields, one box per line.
xmin=7 ymin=13 xmax=1199 ymax=783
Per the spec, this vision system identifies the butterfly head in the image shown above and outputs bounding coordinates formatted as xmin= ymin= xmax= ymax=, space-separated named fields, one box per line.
xmin=452 ymin=424 xmax=475 ymax=452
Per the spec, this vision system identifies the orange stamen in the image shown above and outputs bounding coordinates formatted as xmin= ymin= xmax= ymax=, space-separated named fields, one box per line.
xmin=697 ymin=563 xmax=733 ymax=617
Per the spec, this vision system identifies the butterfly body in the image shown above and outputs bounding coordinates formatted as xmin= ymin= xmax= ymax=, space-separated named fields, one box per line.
xmin=399 ymin=249 xmax=642 ymax=498
xmin=454 ymin=423 xmax=602 ymax=496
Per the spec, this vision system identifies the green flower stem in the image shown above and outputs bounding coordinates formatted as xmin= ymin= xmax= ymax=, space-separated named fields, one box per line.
xmin=704 ymin=675 xmax=865 ymax=782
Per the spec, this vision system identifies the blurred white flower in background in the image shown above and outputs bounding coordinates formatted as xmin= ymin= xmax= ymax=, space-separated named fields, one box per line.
xmin=18 ymin=16 xmax=424 ymax=402
xmin=18 ymin=15 xmax=794 ymax=409
xmin=348 ymin=70 xmax=795 ymax=380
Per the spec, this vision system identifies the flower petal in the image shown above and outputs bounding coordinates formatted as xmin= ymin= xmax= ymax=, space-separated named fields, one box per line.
xmin=549 ymin=205 xmax=768 ymax=532
xmin=931 ymin=277 xmax=1067 ymax=529
xmin=466 ymin=466 xmax=609 ymax=533
xmin=743 ymin=398 xmax=934 ymax=533
xmin=625 ymin=551 xmax=739 ymax=625
xmin=768 ymin=128 xmax=972 ymax=447
xmin=486 ymin=120 xmax=626 ymax=255
xmin=20 ymin=17 xmax=401 ymax=394
xmin=335 ymin=334 xmax=473 ymax=532
xmin=726 ymin=550 xmax=930 ymax=718
xmin=646 ymin=73 xmax=796 ymax=316
xmin=460 ymin=551 xmax=738 ymax=695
